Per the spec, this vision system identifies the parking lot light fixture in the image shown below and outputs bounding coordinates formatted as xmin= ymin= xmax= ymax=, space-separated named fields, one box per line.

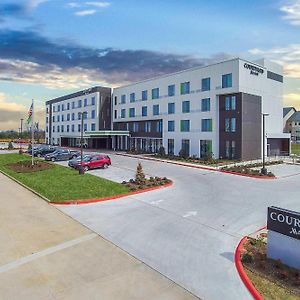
xmin=261 ymin=113 xmax=269 ymax=175
xmin=79 ymin=111 xmax=87 ymax=175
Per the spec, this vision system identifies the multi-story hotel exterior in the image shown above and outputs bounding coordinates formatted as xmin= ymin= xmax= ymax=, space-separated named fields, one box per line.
xmin=46 ymin=57 xmax=290 ymax=160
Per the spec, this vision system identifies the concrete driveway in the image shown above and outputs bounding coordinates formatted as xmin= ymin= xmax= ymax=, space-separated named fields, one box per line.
xmin=56 ymin=154 xmax=300 ymax=300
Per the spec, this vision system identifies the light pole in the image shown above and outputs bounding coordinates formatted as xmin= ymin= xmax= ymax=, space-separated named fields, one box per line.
xmin=79 ymin=111 xmax=87 ymax=174
xmin=261 ymin=113 xmax=269 ymax=175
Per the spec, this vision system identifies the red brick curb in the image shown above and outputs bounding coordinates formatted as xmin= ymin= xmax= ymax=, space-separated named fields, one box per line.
xmin=116 ymin=153 xmax=276 ymax=180
xmin=50 ymin=181 xmax=173 ymax=205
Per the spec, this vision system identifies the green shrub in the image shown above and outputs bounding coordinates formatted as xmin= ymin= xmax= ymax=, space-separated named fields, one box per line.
xmin=241 ymin=253 xmax=253 ymax=264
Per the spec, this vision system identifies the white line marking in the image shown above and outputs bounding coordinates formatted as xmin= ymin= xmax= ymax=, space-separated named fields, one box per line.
xmin=0 ymin=233 xmax=97 ymax=274
xmin=150 ymin=199 xmax=164 ymax=205
xmin=182 ymin=211 xmax=197 ymax=218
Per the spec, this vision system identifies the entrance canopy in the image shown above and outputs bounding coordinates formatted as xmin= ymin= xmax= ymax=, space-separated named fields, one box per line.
xmin=85 ymin=130 xmax=130 ymax=137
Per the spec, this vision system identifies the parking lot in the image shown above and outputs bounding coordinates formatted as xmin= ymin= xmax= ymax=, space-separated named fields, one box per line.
xmin=56 ymin=152 xmax=300 ymax=300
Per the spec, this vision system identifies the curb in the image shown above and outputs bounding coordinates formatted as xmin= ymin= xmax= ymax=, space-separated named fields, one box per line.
xmin=0 ymin=169 xmax=51 ymax=203
xmin=116 ymin=153 xmax=277 ymax=180
xmin=235 ymin=237 xmax=264 ymax=300
xmin=50 ymin=181 xmax=173 ymax=205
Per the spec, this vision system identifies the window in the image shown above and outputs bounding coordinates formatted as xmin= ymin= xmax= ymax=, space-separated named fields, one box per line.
xmin=57 ymin=125 xmax=60 ymax=132
xmin=232 ymin=141 xmax=236 ymax=158
xmin=84 ymin=98 xmax=88 ymax=107
xmin=53 ymin=126 xmax=55 ymax=132
xmin=91 ymin=97 xmax=95 ymax=105
xmin=130 ymin=93 xmax=135 ymax=103
xmin=67 ymin=125 xmax=69 ymax=132
xmin=91 ymin=123 xmax=96 ymax=131
xmin=129 ymin=108 xmax=135 ymax=117
xmin=180 ymin=120 xmax=190 ymax=132
xmin=182 ymin=101 xmax=190 ymax=113
xmin=202 ymin=119 xmax=212 ymax=132
xmin=153 ymin=104 xmax=159 ymax=116
xmin=62 ymin=104 xmax=64 ymax=111
xmin=57 ymin=115 xmax=60 ymax=122
xmin=72 ymin=101 xmax=75 ymax=109
xmin=222 ymin=73 xmax=232 ymax=88
xmin=156 ymin=120 xmax=163 ymax=132
xmin=52 ymin=116 xmax=55 ymax=122
xmin=58 ymin=105 xmax=60 ymax=112
xmin=91 ymin=110 xmax=96 ymax=119
xmin=142 ymin=90 xmax=148 ymax=101
xmin=145 ymin=122 xmax=151 ymax=132
xmin=67 ymin=113 xmax=70 ymax=121
xmin=181 ymin=139 xmax=190 ymax=156
xmin=133 ymin=122 xmax=139 ymax=132
xmin=78 ymin=99 xmax=82 ymax=108
xmin=121 ymin=109 xmax=126 ymax=118
xmin=46 ymin=126 xmax=48 ymax=133
xmin=46 ymin=117 xmax=48 ymax=123
xmin=225 ymin=140 xmax=230 ymax=158
xmin=78 ymin=112 xmax=81 ymax=120
xmin=84 ymin=124 xmax=87 ymax=132
xmin=78 ymin=124 xmax=81 ymax=132
xmin=152 ymin=88 xmax=159 ymax=99
xmin=71 ymin=124 xmax=75 ymax=132
xmin=202 ymin=77 xmax=210 ymax=91
xmin=225 ymin=118 xmax=230 ymax=132
xmin=231 ymin=118 xmax=236 ymax=132
xmin=46 ymin=107 xmax=49 ymax=114
xmin=201 ymin=98 xmax=210 ymax=112
xmin=114 ymin=96 xmax=117 ymax=106
xmin=168 ymin=84 xmax=175 ymax=96
xmin=225 ymin=95 xmax=236 ymax=110
xmin=168 ymin=102 xmax=175 ymax=114
xmin=168 ymin=120 xmax=175 ymax=132
xmin=72 ymin=113 xmax=75 ymax=121
xmin=114 ymin=110 xmax=117 ymax=119
xmin=200 ymin=140 xmax=212 ymax=158
xmin=53 ymin=106 xmax=56 ymax=112
xmin=61 ymin=125 xmax=64 ymax=132
xmin=67 ymin=103 xmax=70 ymax=110
xmin=142 ymin=106 xmax=147 ymax=117
xmin=121 ymin=95 xmax=126 ymax=104
xmin=61 ymin=115 xmax=64 ymax=122
xmin=180 ymin=82 xmax=190 ymax=95
xmin=168 ymin=139 xmax=174 ymax=155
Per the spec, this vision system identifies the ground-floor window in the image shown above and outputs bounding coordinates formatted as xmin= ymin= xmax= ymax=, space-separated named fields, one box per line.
xmin=168 ymin=139 xmax=174 ymax=155
xmin=200 ymin=140 xmax=212 ymax=158
xmin=181 ymin=139 xmax=190 ymax=157
xmin=225 ymin=140 xmax=236 ymax=159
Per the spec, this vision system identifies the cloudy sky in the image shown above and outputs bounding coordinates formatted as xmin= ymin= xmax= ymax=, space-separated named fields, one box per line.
xmin=0 ymin=0 xmax=300 ymax=130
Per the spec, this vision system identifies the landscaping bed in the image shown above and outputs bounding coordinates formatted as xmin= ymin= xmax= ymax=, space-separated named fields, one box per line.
xmin=0 ymin=153 xmax=130 ymax=202
xmin=241 ymin=235 xmax=300 ymax=299
xmin=8 ymin=160 xmax=53 ymax=173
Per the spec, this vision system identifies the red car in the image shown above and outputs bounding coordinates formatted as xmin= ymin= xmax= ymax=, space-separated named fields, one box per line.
xmin=74 ymin=154 xmax=111 ymax=171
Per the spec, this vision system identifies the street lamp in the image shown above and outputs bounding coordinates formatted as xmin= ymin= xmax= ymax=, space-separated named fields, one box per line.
xmin=261 ymin=113 xmax=269 ymax=175
xmin=79 ymin=111 xmax=87 ymax=174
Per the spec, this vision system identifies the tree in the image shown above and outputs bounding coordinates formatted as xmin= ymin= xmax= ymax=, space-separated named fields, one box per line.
xmin=158 ymin=146 xmax=166 ymax=157
xmin=135 ymin=162 xmax=146 ymax=185
xmin=8 ymin=142 xmax=14 ymax=150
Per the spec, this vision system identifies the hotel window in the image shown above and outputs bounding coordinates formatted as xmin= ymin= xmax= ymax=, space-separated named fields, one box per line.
xmin=225 ymin=140 xmax=230 ymax=158
xmin=180 ymin=82 xmax=190 ymax=95
xmin=201 ymin=98 xmax=210 ymax=112
xmin=53 ymin=106 xmax=56 ymax=112
xmin=46 ymin=117 xmax=48 ymax=123
xmin=133 ymin=122 xmax=139 ymax=132
xmin=142 ymin=90 xmax=148 ymax=101
xmin=222 ymin=73 xmax=232 ymax=88
xmin=91 ymin=97 xmax=95 ymax=105
xmin=67 ymin=103 xmax=70 ymax=110
xmin=153 ymin=104 xmax=159 ymax=116
xmin=225 ymin=95 xmax=236 ymax=110
xmin=181 ymin=139 xmax=190 ymax=156
xmin=145 ymin=121 xmax=151 ymax=132
xmin=168 ymin=102 xmax=175 ymax=114
xmin=121 ymin=109 xmax=126 ymax=118
xmin=142 ymin=106 xmax=147 ymax=117
xmin=114 ymin=96 xmax=117 ymax=106
xmin=182 ymin=101 xmax=190 ymax=113
xmin=91 ymin=123 xmax=96 ymax=131
xmin=46 ymin=107 xmax=49 ymax=113
xmin=168 ymin=139 xmax=174 ymax=155
xmin=84 ymin=124 xmax=87 ymax=132
xmin=72 ymin=102 xmax=75 ymax=109
xmin=129 ymin=108 xmax=135 ymax=118
xmin=84 ymin=98 xmax=88 ymax=107
xmin=61 ymin=115 xmax=64 ymax=121
xmin=83 ymin=111 xmax=88 ymax=119
xmin=231 ymin=96 xmax=236 ymax=110
xmin=180 ymin=120 xmax=190 ymax=132
xmin=152 ymin=88 xmax=159 ymax=99
xmin=168 ymin=84 xmax=175 ymax=96
xmin=130 ymin=93 xmax=135 ymax=103
xmin=168 ymin=120 xmax=175 ymax=132
xmin=67 ymin=113 xmax=70 ymax=121
xmin=114 ymin=110 xmax=117 ymax=119
xmin=202 ymin=77 xmax=210 ymax=91
xmin=67 ymin=125 xmax=69 ymax=132
xmin=78 ymin=124 xmax=81 ymax=132
xmin=71 ymin=124 xmax=75 ymax=132
xmin=78 ymin=112 xmax=81 ymax=120
xmin=52 ymin=116 xmax=55 ymax=122
xmin=61 ymin=125 xmax=64 ymax=132
xmin=58 ymin=105 xmax=60 ymax=112
xmin=62 ymin=104 xmax=64 ymax=111
xmin=225 ymin=118 xmax=230 ymax=132
xmin=53 ymin=126 xmax=55 ymax=132
xmin=200 ymin=140 xmax=212 ymax=158
xmin=91 ymin=110 xmax=96 ymax=119
xmin=232 ymin=141 xmax=236 ymax=158
xmin=57 ymin=126 xmax=60 ymax=132
xmin=121 ymin=95 xmax=126 ymax=104
xmin=72 ymin=113 xmax=75 ymax=121
xmin=231 ymin=118 xmax=236 ymax=132
xmin=201 ymin=119 xmax=212 ymax=132
xmin=156 ymin=120 xmax=163 ymax=133
xmin=46 ymin=126 xmax=48 ymax=133
xmin=57 ymin=115 xmax=60 ymax=122
xmin=78 ymin=99 xmax=82 ymax=108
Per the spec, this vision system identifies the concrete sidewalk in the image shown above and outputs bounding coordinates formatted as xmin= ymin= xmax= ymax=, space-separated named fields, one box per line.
xmin=0 ymin=172 xmax=199 ymax=300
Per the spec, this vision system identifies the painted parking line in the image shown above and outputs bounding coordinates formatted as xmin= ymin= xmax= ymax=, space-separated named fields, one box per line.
xmin=0 ymin=233 xmax=97 ymax=274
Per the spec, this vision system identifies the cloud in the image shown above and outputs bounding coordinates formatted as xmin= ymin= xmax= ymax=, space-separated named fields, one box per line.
xmin=67 ymin=2 xmax=81 ymax=8
xmin=75 ymin=9 xmax=97 ymax=16
xmin=85 ymin=2 xmax=111 ymax=8
xmin=0 ymin=29 xmax=232 ymax=89
xmin=27 ymin=0 xmax=49 ymax=10
xmin=280 ymin=0 xmax=300 ymax=26
xmin=249 ymin=44 xmax=300 ymax=79
xmin=284 ymin=93 xmax=300 ymax=109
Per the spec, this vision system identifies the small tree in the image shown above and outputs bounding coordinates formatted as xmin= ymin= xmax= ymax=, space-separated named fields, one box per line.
xmin=158 ymin=146 xmax=166 ymax=157
xmin=135 ymin=162 xmax=146 ymax=185
xmin=8 ymin=141 xmax=14 ymax=150
xmin=179 ymin=148 xmax=188 ymax=158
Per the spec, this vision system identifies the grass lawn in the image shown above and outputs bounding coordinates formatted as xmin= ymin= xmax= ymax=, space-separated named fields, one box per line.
xmin=245 ymin=268 xmax=300 ymax=300
xmin=0 ymin=153 xmax=129 ymax=202
xmin=291 ymin=144 xmax=300 ymax=155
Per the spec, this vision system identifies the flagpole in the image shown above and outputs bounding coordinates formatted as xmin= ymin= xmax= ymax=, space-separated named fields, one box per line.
xmin=31 ymin=99 xmax=34 ymax=166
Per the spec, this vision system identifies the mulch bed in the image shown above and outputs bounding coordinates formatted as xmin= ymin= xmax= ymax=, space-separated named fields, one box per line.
xmin=122 ymin=176 xmax=172 ymax=191
xmin=7 ymin=160 xmax=53 ymax=173
xmin=241 ymin=235 xmax=300 ymax=296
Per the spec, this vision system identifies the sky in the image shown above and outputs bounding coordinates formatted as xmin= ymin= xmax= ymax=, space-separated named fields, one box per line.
xmin=0 ymin=0 xmax=300 ymax=130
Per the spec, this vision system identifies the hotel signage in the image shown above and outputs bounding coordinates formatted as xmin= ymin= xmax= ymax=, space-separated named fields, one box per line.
xmin=267 ymin=206 xmax=300 ymax=240
xmin=244 ymin=63 xmax=264 ymax=76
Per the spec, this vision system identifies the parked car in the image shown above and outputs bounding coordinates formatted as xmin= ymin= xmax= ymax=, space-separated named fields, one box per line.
xmin=31 ymin=145 xmax=57 ymax=157
xmin=73 ymin=154 xmax=111 ymax=171
xmin=44 ymin=149 xmax=80 ymax=161
xmin=68 ymin=154 xmax=92 ymax=168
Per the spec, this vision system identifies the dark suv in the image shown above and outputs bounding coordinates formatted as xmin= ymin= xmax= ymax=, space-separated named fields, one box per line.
xmin=32 ymin=145 xmax=57 ymax=157
xmin=44 ymin=149 xmax=80 ymax=161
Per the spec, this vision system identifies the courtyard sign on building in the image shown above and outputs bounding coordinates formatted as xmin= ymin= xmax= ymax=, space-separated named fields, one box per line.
xmin=267 ymin=206 xmax=300 ymax=269
xmin=244 ymin=63 xmax=264 ymax=76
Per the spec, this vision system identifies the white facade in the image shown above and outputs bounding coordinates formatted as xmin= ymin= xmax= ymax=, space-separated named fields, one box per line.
xmin=113 ymin=57 xmax=288 ymax=159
